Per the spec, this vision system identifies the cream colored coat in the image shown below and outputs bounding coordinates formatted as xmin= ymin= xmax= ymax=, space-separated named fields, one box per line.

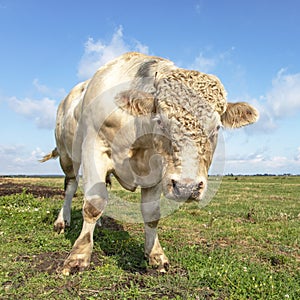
xmin=42 ymin=52 xmax=259 ymax=274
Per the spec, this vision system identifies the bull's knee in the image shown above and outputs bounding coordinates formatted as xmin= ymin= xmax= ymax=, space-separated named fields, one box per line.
xmin=83 ymin=198 xmax=106 ymax=223
xmin=83 ymin=182 xmax=108 ymax=223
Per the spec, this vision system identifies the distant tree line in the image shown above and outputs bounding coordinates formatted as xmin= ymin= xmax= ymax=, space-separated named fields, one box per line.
xmin=227 ymin=173 xmax=296 ymax=177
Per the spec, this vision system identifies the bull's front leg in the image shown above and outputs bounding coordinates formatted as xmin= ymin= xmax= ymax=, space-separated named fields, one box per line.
xmin=62 ymin=135 xmax=109 ymax=275
xmin=141 ymin=184 xmax=169 ymax=273
xmin=54 ymin=176 xmax=78 ymax=233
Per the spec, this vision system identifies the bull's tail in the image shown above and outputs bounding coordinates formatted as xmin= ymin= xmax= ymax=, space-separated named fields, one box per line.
xmin=39 ymin=147 xmax=59 ymax=162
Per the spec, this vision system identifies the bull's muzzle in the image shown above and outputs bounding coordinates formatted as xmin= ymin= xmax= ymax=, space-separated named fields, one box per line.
xmin=170 ymin=178 xmax=206 ymax=201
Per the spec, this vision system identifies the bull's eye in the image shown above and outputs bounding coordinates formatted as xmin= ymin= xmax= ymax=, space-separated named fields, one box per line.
xmin=153 ymin=114 xmax=170 ymax=136
xmin=214 ymin=124 xmax=222 ymax=134
xmin=154 ymin=117 xmax=165 ymax=131
xmin=209 ymin=125 xmax=222 ymax=139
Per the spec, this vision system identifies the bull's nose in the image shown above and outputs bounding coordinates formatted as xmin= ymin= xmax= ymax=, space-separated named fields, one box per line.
xmin=171 ymin=179 xmax=205 ymax=200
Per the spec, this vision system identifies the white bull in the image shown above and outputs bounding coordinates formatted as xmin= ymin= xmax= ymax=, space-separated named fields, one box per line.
xmin=42 ymin=52 xmax=259 ymax=274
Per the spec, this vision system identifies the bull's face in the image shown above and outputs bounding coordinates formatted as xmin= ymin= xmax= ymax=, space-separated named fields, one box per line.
xmin=115 ymin=71 xmax=259 ymax=202
xmin=151 ymin=78 xmax=222 ymax=201
xmin=154 ymin=117 xmax=220 ymax=200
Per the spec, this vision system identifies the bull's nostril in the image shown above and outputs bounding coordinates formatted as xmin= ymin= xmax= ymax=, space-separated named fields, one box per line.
xmin=172 ymin=179 xmax=176 ymax=188
xmin=171 ymin=179 xmax=180 ymax=196
xmin=198 ymin=181 xmax=204 ymax=189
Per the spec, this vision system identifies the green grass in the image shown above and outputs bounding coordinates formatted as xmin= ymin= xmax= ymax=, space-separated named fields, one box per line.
xmin=0 ymin=176 xmax=299 ymax=299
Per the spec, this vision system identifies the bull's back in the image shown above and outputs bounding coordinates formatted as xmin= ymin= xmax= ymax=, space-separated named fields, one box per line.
xmin=55 ymin=80 xmax=90 ymax=158
xmin=82 ymin=52 xmax=175 ymax=109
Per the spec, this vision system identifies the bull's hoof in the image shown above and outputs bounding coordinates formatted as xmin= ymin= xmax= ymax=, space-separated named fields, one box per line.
xmin=148 ymin=253 xmax=169 ymax=273
xmin=157 ymin=263 xmax=170 ymax=274
xmin=62 ymin=254 xmax=91 ymax=276
xmin=54 ymin=222 xmax=65 ymax=234
xmin=54 ymin=221 xmax=70 ymax=234
xmin=61 ymin=233 xmax=93 ymax=275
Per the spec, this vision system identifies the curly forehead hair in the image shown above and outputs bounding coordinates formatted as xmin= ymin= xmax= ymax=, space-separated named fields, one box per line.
xmin=155 ymin=73 xmax=220 ymax=125
xmin=154 ymin=74 xmax=221 ymax=156
xmin=160 ymin=69 xmax=228 ymax=115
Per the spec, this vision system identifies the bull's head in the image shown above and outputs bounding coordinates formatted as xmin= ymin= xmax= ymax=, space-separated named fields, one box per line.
xmin=115 ymin=70 xmax=259 ymax=202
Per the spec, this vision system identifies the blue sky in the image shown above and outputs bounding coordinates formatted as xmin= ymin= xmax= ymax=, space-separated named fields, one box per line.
xmin=1 ymin=0 xmax=300 ymax=175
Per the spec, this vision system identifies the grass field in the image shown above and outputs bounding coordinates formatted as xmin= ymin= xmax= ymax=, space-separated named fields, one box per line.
xmin=0 ymin=176 xmax=299 ymax=299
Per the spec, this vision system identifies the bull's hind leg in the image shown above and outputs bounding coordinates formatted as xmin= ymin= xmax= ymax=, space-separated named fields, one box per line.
xmin=141 ymin=184 xmax=169 ymax=273
xmin=62 ymin=135 xmax=109 ymax=275
xmin=54 ymin=156 xmax=79 ymax=234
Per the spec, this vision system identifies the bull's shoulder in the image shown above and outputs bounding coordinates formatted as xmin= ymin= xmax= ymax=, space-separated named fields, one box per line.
xmin=62 ymin=80 xmax=90 ymax=110
xmin=56 ymin=79 xmax=90 ymax=128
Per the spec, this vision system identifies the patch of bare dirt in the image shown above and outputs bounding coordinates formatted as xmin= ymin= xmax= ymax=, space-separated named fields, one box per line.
xmin=14 ymin=252 xmax=66 ymax=274
xmin=0 ymin=178 xmax=64 ymax=198
xmin=14 ymin=251 xmax=104 ymax=275
xmin=98 ymin=216 xmax=124 ymax=231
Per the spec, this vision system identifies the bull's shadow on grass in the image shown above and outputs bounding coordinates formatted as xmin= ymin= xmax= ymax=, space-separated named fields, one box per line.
xmin=96 ymin=218 xmax=147 ymax=273
xmin=63 ymin=210 xmax=146 ymax=273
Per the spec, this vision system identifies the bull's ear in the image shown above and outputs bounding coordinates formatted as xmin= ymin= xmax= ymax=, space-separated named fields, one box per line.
xmin=221 ymin=102 xmax=259 ymax=128
xmin=115 ymin=89 xmax=155 ymax=116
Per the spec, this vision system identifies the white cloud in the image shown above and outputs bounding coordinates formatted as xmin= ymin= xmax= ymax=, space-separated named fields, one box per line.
xmin=191 ymin=52 xmax=216 ymax=73
xmin=245 ymin=97 xmax=276 ymax=133
xmin=32 ymin=78 xmax=66 ymax=99
xmin=134 ymin=40 xmax=149 ymax=55
xmin=266 ymin=69 xmax=300 ymax=118
xmin=243 ymin=69 xmax=300 ymax=135
xmin=295 ymin=147 xmax=300 ymax=161
xmin=33 ymin=78 xmax=51 ymax=94
xmin=77 ymin=26 xmax=149 ymax=80
xmin=5 ymin=78 xmax=65 ymax=130
xmin=226 ymin=146 xmax=268 ymax=163
xmin=13 ymin=147 xmax=45 ymax=165
xmin=189 ymin=47 xmax=236 ymax=73
xmin=222 ymin=144 xmax=300 ymax=175
xmin=0 ymin=144 xmax=22 ymax=156
xmin=225 ymin=153 xmax=300 ymax=175
xmin=8 ymin=96 xmax=57 ymax=129
xmin=0 ymin=145 xmax=61 ymax=175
